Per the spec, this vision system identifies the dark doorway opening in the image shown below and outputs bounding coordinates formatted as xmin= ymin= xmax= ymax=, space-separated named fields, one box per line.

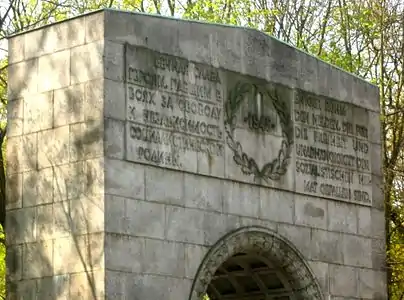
xmin=205 ymin=252 xmax=295 ymax=300
xmin=189 ymin=227 xmax=324 ymax=300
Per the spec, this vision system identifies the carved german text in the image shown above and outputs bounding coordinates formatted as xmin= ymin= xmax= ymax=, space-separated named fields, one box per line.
xmin=294 ymin=91 xmax=372 ymax=205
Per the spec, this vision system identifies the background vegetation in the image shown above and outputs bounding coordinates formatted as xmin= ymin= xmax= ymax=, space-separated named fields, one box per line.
xmin=0 ymin=0 xmax=403 ymax=299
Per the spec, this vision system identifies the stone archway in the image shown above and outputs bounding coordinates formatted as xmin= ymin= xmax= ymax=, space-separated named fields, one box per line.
xmin=189 ymin=226 xmax=324 ymax=300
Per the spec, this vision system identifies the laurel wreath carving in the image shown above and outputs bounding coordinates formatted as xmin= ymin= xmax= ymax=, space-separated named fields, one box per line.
xmin=224 ymin=81 xmax=294 ymax=181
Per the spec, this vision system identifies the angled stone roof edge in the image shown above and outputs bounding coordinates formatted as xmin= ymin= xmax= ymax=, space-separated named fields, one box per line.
xmin=7 ymin=8 xmax=379 ymax=90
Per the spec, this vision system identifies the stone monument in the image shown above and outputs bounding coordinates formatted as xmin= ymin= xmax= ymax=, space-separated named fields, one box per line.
xmin=6 ymin=9 xmax=386 ymax=299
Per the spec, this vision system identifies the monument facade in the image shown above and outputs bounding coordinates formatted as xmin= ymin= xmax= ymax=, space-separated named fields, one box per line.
xmin=6 ymin=9 xmax=386 ymax=299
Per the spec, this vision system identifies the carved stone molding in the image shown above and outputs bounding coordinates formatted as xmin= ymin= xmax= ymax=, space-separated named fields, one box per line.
xmin=188 ymin=226 xmax=324 ymax=300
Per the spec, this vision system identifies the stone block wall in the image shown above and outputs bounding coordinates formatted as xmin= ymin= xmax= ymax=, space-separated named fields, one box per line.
xmin=99 ymin=10 xmax=386 ymax=299
xmin=6 ymin=9 xmax=387 ymax=300
xmin=6 ymin=14 xmax=107 ymax=299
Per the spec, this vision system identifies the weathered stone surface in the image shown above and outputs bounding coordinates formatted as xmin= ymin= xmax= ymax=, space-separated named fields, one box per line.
xmin=357 ymin=205 xmax=372 ymax=237
xmin=184 ymin=174 xmax=223 ymax=212
xmin=165 ymin=206 xmax=205 ymax=244
xmin=69 ymin=270 xmax=105 ymax=298
xmin=105 ymin=158 xmax=144 ymax=199
xmin=202 ymin=211 xmax=241 ymax=245
xmin=69 ymin=121 xmax=103 ymax=161
xmin=185 ymin=244 xmax=209 ymax=279
xmin=277 ymin=224 xmax=312 ymax=258
xmin=24 ymin=17 xmax=86 ymax=59
xmin=328 ymin=201 xmax=358 ymax=234
xmin=104 ymin=41 xmax=124 ymax=81
xmin=9 ymin=279 xmax=36 ymax=299
xmin=125 ymin=199 xmax=165 ymax=239
xmin=372 ymin=238 xmax=387 ymax=271
xmin=104 ymin=79 xmax=125 ymax=120
xmin=6 ymin=9 xmax=385 ymax=300
xmin=38 ymin=126 xmax=70 ymax=169
xmin=54 ymin=84 xmax=85 ymax=127
xmin=294 ymin=195 xmax=326 ymax=229
xmin=105 ymin=234 xmax=144 ymax=273
xmin=8 ymin=59 xmax=38 ymax=99
xmin=6 ymin=208 xmax=36 ymax=244
xmin=7 ymin=99 xmax=23 ymax=137
xmin=35 ymin=204 xmax=54 ymax=240
xmin=104 ymin=194 xmax=125 ymax=233
xmin=109 ymin=273 xmax=193 ymax=300
xmin=238 ymin=216 xmax=277 ymax=231
xmin=143 ymin=239 xmax=186 ymax=277
xmin=85 ymin=79 xmax=104 ymax=121
xmin=371 ymin=143 xmax=383 ymax=176
xmin=23 ymin=92 xmax=53 ymax=134
xmin=358 ymin=269 xmax=386 ymax=299
xmin=85 ymin=11 xmax=104 ymax=43
xmin=84 ymin=158 xmax=105 ymax=196
xmin=6 ymin=173 xmax=22 ymax=210
xmin=53 ymin=162 xmax=86 ymax=201
xmin=7 ymin=133 xmax=37 ymax=174
xmin=329 ymin=297 xmax=360 ymax=300
xmin=223 ymin=181 xmax=260 ymax=217
xmin=372 ymin=175 xmax=384 ymax=210
xmin=36 ymin=275 xmax=70 ymax=299
xmin=343 ymin=234 xmax=372 ymax=268
xmin=352 ymin=78 xmax=380 ymax=112
xmin=259 ymin=187 xmax=294 ymax=223
xmin=368 ymin=110 xmax=382 ymax=144
xmin=53 ymin=233 xmax=104 ymax=275
xmin=308 ymin=261 xmax=329 ymax=294
xmin=38 ymin=50 xmax=70 ymax=92
xmin=105 ymin=270 xmax=126 ymax=298
xmin=6 ymin=244 xmax=23 ymax=281
xmin=310 ymin=229 xmax=344 ymax=264
xmin=8 ymin=35 xmax=24 ymax=64
xmin=145 ymin=166 xmax=184 ymax=205
xmin=104 ymin=118 xmax=125 ymax=159
xmin=22 ymin=241 xmax=53 ymax=279
xmin=71 ymin=41 xmax=104 ymax=84
xmin=53 ymin=197 xmax=103 ymax=236
xmin=371 ymin=209 xmax=386 ymax=239
xmin=329 ymin=265 xmax=358 ymax=297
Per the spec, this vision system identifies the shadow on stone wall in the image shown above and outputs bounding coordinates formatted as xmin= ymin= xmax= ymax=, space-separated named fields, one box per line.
xmin=6 ymin=17 xmax=105 ymax=298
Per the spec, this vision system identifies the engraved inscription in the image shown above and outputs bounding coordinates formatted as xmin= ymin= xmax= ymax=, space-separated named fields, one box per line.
xmin=294 ymin=91 xmax=372 ymax=205
xmin=125 ymin=46 xmax=224 ymax=172
xmin=243 ymin=113 xmax=276 ymax=133
xmin=242 ymin=90 xmax=277 ymax=133
xmin=124 ymin=45 xmax=375 ymax=206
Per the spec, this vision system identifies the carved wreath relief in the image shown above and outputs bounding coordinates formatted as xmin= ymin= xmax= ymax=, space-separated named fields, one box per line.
xmin=125 ymin=45 xmax=295 ymax=183
xmin=125 ymin=46 xmax=372 ymax=204
xmin=224 ymin=81 xmax=294 ymax=182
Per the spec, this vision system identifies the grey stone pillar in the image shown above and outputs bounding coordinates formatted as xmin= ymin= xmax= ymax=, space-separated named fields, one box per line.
xmin=6 ymin=9 xmax=387 ymax=300
xmin=7 ymin=13 xmax=107 ymax=299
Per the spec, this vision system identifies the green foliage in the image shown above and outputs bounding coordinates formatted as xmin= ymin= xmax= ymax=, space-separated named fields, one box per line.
xmin=183 ymin=0 xmax=244 ymax=25
xmin=389 ymin=229 xmax=404 ymax=298
xmin=0 ymin=226 xmax=4 ymax=298
xmin=0 ymin=58 xmax=8 ymax=127
xmin=0 ymin=0 xmax=403 ymax=299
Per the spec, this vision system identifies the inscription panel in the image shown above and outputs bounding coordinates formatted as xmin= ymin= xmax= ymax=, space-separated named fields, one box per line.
xmin=124 ymin=45 xmax=373 ymax=206
xmin=294 ymin=92 xmax=372 ymax=205
xmin=125 ymin=45 xmax=225 ymax=175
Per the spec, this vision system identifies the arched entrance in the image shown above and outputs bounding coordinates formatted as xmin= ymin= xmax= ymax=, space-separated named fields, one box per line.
xmin=189 ymin=226 xmax=324 ymax=300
